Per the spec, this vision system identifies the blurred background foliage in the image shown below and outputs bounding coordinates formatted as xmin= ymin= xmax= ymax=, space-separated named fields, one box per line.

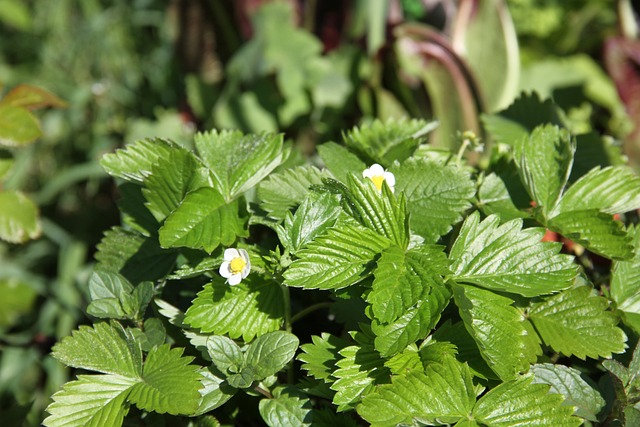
xmin=0 ymin=0 xmax=638 ymax=425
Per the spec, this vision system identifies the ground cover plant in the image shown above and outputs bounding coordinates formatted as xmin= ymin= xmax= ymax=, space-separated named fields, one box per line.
xmin=42 ymin=91 xmax=640 ymax=425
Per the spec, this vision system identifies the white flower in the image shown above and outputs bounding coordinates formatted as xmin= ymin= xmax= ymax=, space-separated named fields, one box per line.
xmin=219 ymin=248 xmax=251 ymax=285
xmin=362 ymin=163 xmax=395 ymax=193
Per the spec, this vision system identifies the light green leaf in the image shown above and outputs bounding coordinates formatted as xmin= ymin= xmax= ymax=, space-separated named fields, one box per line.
xmin=259 ymin=386 xmax=313 ymax=427
xmin=477 ymin=173 xmax=530 ymax=221
xmin=159 ymin=187 xmax=247 ymax=253
xmin=473 ymin=376 xmax=581 ymax=427
xmin=530 ymin=363 xmax=605 ymax=421
xmin=384 ymin=346 xmax=423 ymax=376
xmin=193 ymin=369 xmax=236 ymax=416
xmin=529 ymin=286 xmax=627 ymax=359
xmin=245 ymin=331 xmax=299 ymax=380
xmin=317 ymin=142 xmax=366 ymax=183
xmin=128 ymin=344 xmax=202 ymax=415
xmin=284 ymin=192 xmax=341 ymax=254
xmin=346 ymin=174 xmax=409 ymax=248
xmin=548 ymin=209 xmax=633 ymax=260
xmin=0 ymin=190 xmax=41 ymax=243
xmin=390 ymin=158 xmax=476 ymax=242
xmin=284 ymin=220 xmax=391 ymax=290
xmin=330 ymin=344 xmax=390 ymax=412
xmin=52 ymin=322 xmax=142 ymax=377
xmin=0 ymin=278 xmax=37 ymax=328
xmin=100 ymin=138 xmax=177 ymax=183
xmin=0 ymin=104 xmax=41 ymax=146
xmin=258 ymin=165 xmax=331 ymax=220
xmin=43 ymin=375 xmax=134 ymax=427
xmin=449 ymin=213 xmax=577 ymax=297
xmin=206 ymin=336 xmax=244 ymax=374
xmin=514 ymin=125 xmax=574 ymax=215
xmin=194 ymin=130 xmax=285 ymax=201
xmin=357 ymin=355 xmax=476 ymax=426
xmin=298 ymin=333 xmax=350 ymax=383
xmin=0 ymin=150 xmax=13 ymax=180
xmin=87 ymin=271 xmax=133 ymax=319
xmin=612 ymin=225 xmax=640 ymax=331
xmin=453 ymin=284 xmax=526 ymax=381
xmin=184 ymin=277 xmax=284 ymax=342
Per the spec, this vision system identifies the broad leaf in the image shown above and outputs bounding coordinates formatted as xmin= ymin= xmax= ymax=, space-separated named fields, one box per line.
xmin=194 ymin=369 xmax=236 ymax=416
xmin=87 ymin=271 xmax=133 ymax=319
xmin=357 ymin=355 xmax=475 ymax=426
xmin=184 ymin=277 xmax=285 ymax=342
xmin=284 ymin=192 xmax=341 ymax=254
xmin=194 ymin=130 xmax=285 ymax=201
xmin=0 ymin=104 xmax=41 ymax=146
xmin=453 ymin=284 xmax=526 ymax=381
xmin=259 ymin=386 xmax=313 ymax=427
xmin=43 ymin=375 xmax=134 ymax=427
xmin=477 ymin=173 xmax=530 ymax=221
xmin=449 ymin=213 xmax=577 ymax=297
xmin=531 ymin=363 xmax=605 ymax=421
xmin=245 ymin=331 xmax=299 ymax=379
xmin=100 ymin=138 xmax=177 ymax=183
xmin=529 ymin=286 xmax=627 ymax=359
xmin=2 ymin=84 xmax=66 ymax=109
xmin=284 ymin=220 xmax=391 ymax=290
xmin=0 ymin=190 xmax=41 ymax=243
xmin=298 ymin=333 xmax=350 ymax=383
xmin=205 ymin=336 xmax=244 ymax=374
xmin=317 ymin=142 xmax=366 ymax=183
xmin=390 ymin=158 xmax=476 ymax=242
xmin=473 ymin=376 xmax=581 ymax=427
xmin=611 ymin=225 xmax=640 ymax=332
xmin=159 ymin=187 xmax=247 ymax=253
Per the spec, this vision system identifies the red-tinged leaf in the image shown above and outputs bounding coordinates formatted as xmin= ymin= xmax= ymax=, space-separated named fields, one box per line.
xmin=1 ymin=84 xmax=67 ymax=110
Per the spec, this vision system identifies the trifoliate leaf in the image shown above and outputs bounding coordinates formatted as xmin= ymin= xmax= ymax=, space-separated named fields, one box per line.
xmin=477 ymin=173 xmax=530 ymax=221
xmin=258 ymin=386 xmax=313 ymax=427
xmin=284 ymin=220 xmax=391 ymax=290
xmin=284 ymin=192 xmax=341 ymax=254
xmin=611 ymin=225 xmax=640 ymax=332
xmin=127 ymin=344 xmax=202 ymax=415
xmin=317 ymin=142 xmax=366 ymax=183
xmin=159 ymin=188 xmax=247 ymax=253
xmin=342 ymin=118 xmax=435 ymax=167
xmin=530 ymin=363 xmax=605 ymax=421
xmin=100 ymin=138 xmax=177 ymax=183
xmin=453 ymin=284 xmax=526 ymax=381
xmin=513 ymin=125 xmax=574 ymax=215
xmin=330 ymin=344 xmax=390 ymax=411
xmin=0 ymin=190 xmax=41 ymax=243
xmin=43 ymin=375 xmax=135 ymax=427
xmin=52 ymin=322 xmax=142 ymax=377
xmin=449 ymin=212 xmax=577 ymax=297
xmin=298 ymin=333 xmax=350 ymax=383
xmin=194 ymin=130 xmax=285 ymax=201
xmin=193 ymin=369 xmax=236 ymax=416
xmin=473 ymin=376 xmax=581 ymax=427
xmin=258 ymin=165 xmax=332 ymax=220
xmin=390 ymin=158 xmax=476 ymax=242
xmin=184 ymin=277 xmax=284 ymax=342
xmin=205 ymin=336 xmax=244 ymax=375
xmin=529 ymin=286 xmax=627 ymax=359
xmin=357 ymin=355 xmax=475 ymax=426
xmin=245 ymin=331 xmax=299 ymax=380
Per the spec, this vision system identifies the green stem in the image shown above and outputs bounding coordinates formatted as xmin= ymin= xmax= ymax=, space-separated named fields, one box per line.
xmin=281 ymin=284 xmax=292 ymax=333
xmin=254 ymin=385 xmax=273 ymax=399
xmin=291 ymin=302 xmax=332 ymax=324
xmin=456 ymin=138 xmax=471 ymax=168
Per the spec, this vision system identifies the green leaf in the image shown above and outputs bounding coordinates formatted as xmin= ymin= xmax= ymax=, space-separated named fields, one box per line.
xmin=529 ymin=286 xmax=627 ymax=359
xmin=0 ymin=190 xmax=41 ymax=243
xmin=206 ymin=336 xmax=244 ymax=375
xmin=477 ymin=173 xmax=529 ymax=221
xmin=258 ymin=165 xmax=331 ymax=220
xmin=473 ymin=376 xmax=581 ymax=427
xmin=390 ymin=158 xmax=476 ymax=242
xmin=43 ymin=375 xmax=134 ymax=427
xmin=357 ymin=355 xmax=475 ymax=426
xmin=184 ymin=277 xmax=285 ymax=342
xmin=52 ymin=322 xmax=142 ymax=377
xmin=245 ymin=331 xmax=299 ymax=380
xmin=193 ymin=369 xmax=236 ymax=416
xmin=284 ymin=220 xmax=391 ymax=290
xmin=259 ymin=386 xmax=313 ymax=427
xmin=87 ymin=271 xmax=133 ymax=319
xmin=547 ymin=209 xmax=633 ymax=260
xmin=553 ymin=166 xmax=640 ymax=216
xmin=343 ymin=118 xmax=436 ymax=167
xmin=570 ymin=132 xmax=626 ymax=183
xmin=310 ymin=408 xmax=360 ymax=427
xmin=383 ymin=346 xmax=423 ymax=376
xmin=514 ymin=125 xmax=574 ymax=215
xmin=100 ymin=138 xmax=177 ymax=183
xmin=346 ymin=174 xmax=409 ymax=248
xmin=330 ymin=344 xmax=390 ymax=411
xmin=530 ymin=363 xmax=605 ymax=421
xmin=453 ymin=284 xmax=526 ymax=381
xmin=159 ymin=187 xmax=247 ymax=253
xmin=612 ymin=225 xmax=640 ymax=332
xmin=0 ymin=278 xmax=37 ymax=328
xmin=284 ymin=192 xmax=341 ymax=254
xmin=194 ymin=130 xmax=285 ymax=201
xmin=317 ymin=142 xmax=367 ymax=183
xmin=117 ymin=183 xmax=159 ymax=235
xmin=0 ymin=104 xmax=41 ymax=146
xmin=0 ymin=150 xmax=13 ymax=180
xmin=449 ymin=213 xmax=577 ymax=297
xmin=127 ymin=344 xmax=202 ymax=415
xmin=298 ymin=333 xmax=350 ymax=383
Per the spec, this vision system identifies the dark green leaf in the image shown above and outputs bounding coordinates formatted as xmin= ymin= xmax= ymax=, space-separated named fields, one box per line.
xmin=611 ymin=225 xmax=640 ymax=332
xmin=284 ymin=192 xmax=341 ymax=254
xmin=298 ymin=333 xmax=350 ymax=383
xmin=100 ymin=138 xmax=177 ymax=183
xmin=317 ymin=142 xmax=366 ymax=183
xmin=477 ymin=173 xmax=529 ymax=221
xmin=259 ymin=386 xmax=313 ymax=427
xmin=206 ymin=336 xmax=243 ymax=375
xmin=245 ymin=331 xmax=299 ymax=380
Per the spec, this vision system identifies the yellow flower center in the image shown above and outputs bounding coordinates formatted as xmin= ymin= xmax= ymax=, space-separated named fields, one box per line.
xmin=229 ymin=257 xmax=247 ymax=274
xmin=370 ymin=175 xmax=385 ymax=191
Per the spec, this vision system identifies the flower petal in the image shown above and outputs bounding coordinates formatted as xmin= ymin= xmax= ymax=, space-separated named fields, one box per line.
xmin=227 ymin=274 xmax=242 ymax=286
xmin=369 ymin=164 xmax=385 ymax=175
xmin=383 ymin=171 xmax=396 ymax=187
xmin=238 ymin=248 xmax=250 ymax=263
xmin=219 ymin=261 xmax=232 ymax=278
xmin=224 ymin=248 xmax=239 ymax=261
